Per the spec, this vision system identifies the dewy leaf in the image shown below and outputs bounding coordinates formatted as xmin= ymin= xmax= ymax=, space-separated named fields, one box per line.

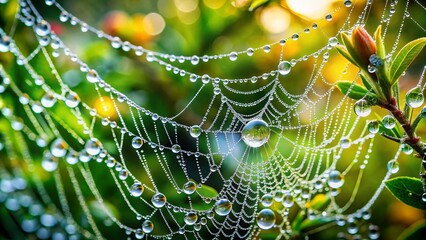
xmin=374 ymin=25 xmax=385 ymax=59
xmin=336 ymin=46 xmax=358 ymax=67
xmin=197 ymin=184 xmax=218 ymax=198
xmin=336 ymin=81 xmax=369 ymax=100
xmin=300 ymin=217 xmax=335 ymax=232
xmin=389 ymin=37 xmax=426 ymax=84
xmin=385 ymin=177 xmax=426 ymax=210
xmin=248 ymin=0 xmax=270 ymax=11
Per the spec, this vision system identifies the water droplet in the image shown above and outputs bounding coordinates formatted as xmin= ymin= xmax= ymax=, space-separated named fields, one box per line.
xmin=86 ymin=70 xmax=99 ymax=83
xmin=368 ymin=121 xmax=380 ymax=134
xmin=263 ymin=45 xmax=271 ymax=53
xmin=368 ymin=64 xmax=376 ymax=73
xmin=282 ymin=193 xmax=294 ymax=208
xmin=0 ymin=36 xmax=11 ymax=52
xmin=422 ymin=193 xmax=426 ymax=202
xmin=274 ymin=190 xmax=284 ymax=202
xmin=41 ymin=93 xmax=56 ymax=108
xmin=184 ymin=212 xmax=197 ymax=225
xmin=325 ymin=14 xmax=333 ymax=21
xmin=106 ymin=156 xmax=116 ymax=168
xmin=278 ymin=61 xmax=292 ymax=75
xmin=151 ymin=192 xmax=167 ymax=208
xmin=119 ymin=169 xmax=128 ymax=180
xmin=261 ymin=194 xmax=273 ymax=207
xmin=256 ymin=209 xmax=276 ymax=230
xmin=130 ymin=181 xmax=144 ymax=197
xmin=51 ymin=138 xmax=67 ymax=157
xmin=354 ymin=99 xmax=371 ymax=117
xmin=79 ymin=150 xmax=91 ymax=163
xmin=85 ymin=138 xmax=102 ymax=156
xmin=401 ymin=144 xmax=413 ymax=155
xmin=292 ymin=34 xmax=299 ymax=40
xmin=214 ymin=199 xmax=232 ymax=216
xmin=368 ymin=225 xmax=380 ymax=239
xmin=191 ymin=56 xmax=199 ymax=65
xmin=132 ymin=136 xmax=143 ymax=149
xmin=340 ymin=138 xmax=351 ymax=149
xmin=382 ymin=115 xmax=396 ymax=129
xmin=189 ymin=125 xmax=202 ymax=138
xmin=241 ymin=119 xmax=270 ymax=148
xmin=66 ymin=151 xmax=79 ymax=165
xmin=328 ymin=37 xmax=339 ymax=47
xmin=406 ymin=87 xmax=424 ymax=108
xmin=344 ymin=0 xmax=352 ymax=7
xmin=387 ymin=160 xmax=399 ymax=173
xmin=229 ymin=52 xmax=238 ymax=61
xmin=42 ymin=152 xmax=58 ymax=172
xmin=35 ymin=20 xmax=50 ymax=36
xmin=135 ymin=229 xmax=144 ymax=239
xmin=421 ymin=106 xmax=426 ymax=118
xmin=328 ymin=170 xmax=344 ymax=189
xmin=171 ymin=144 xmax=181 ymax=153
xmin=247 ymin=48 xmax=254 ymax=56
xmin=142 ymin=220 xmax=154 ymax=233
xmin=59 ymin=11 xmax=69 ymax=22
xmin=183 ymin=181 xmax=196 ymax=195
xmin=65 ymin=91 xmax=80 ymax=108
xmin=347 ymin=222 xmax=358 ymax=234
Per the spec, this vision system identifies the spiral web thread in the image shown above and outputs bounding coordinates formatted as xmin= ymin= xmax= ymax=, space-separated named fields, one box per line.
xmin=0 ymin=0 xmax=425 ymax=239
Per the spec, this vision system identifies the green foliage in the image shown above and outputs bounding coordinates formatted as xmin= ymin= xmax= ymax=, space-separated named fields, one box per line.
xmin=248 ymin=0 xmax=271 ymax=11
xmin=385 ymin=177 xmax=426 ymax=210
xmin=196 ymin=184 xmax=218 ymax=198
xmin=335 ymin=81 xmax=371 ymax=100
xmin=389 ymin=38 xmax=426 ymax=84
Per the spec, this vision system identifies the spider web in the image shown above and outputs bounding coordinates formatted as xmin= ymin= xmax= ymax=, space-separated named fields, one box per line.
xmin=0 ymin=0 xmax=425 ymax=239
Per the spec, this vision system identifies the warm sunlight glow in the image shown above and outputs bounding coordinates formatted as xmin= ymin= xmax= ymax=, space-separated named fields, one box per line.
xmin=286 ymin=0 xmax=335 ymax=20
xmin=260 ymin=5 xmax=291 ymax=34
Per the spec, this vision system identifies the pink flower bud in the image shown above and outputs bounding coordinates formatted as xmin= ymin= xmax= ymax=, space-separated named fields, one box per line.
xmin=351 ymin=26 xmax=377 ymax=68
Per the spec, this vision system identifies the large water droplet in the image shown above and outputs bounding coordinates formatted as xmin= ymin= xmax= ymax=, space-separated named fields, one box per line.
xmin=85 ymin=138 xmax=102 ymax=156
xmin=256 ymin=209 xmax=276 ymax=230
xmin=241 ymin=119 xmax=270 ymax=148
xmin=214 ymin=199 xmax=232 ymax=216
xmin=171 ymin=144 xmax=181 ymax=153
xmin=41 ymin=93 xmax=56 ymax=108
xmin=42 ymin=152 xmax=58 ymax=172
xmin=368 ymin=225 xmax=380 ymax=239
xmin=0 ymin=36 xmax=11 ymax=52
xmin=368 ymin=121 xmax=379 ymax=134
xmin=382 ymin=115 xmax=396 ymax=129
xmin=183 ymin=181 xmax=196 ymax=195
xmin=354 ymin=99 xmax=371 ymax=117
xmin=282 ymin=193 xmax=294 ymax=208
xmin=65 ymin=91 xmax=80 ymax=108
xmin=50 ymin=138 xmax=67 ymax=157
xmin=229 ymin=52 xmax=238 ymax=61
xmin=35 ymin=20 xmax=51 ymax=36
xmin=142 ymin=220 xmax=154 ymax=233
xmin=328 ymin=170 xmax=344 ymax=189
xmin=190 ymin=125 xmax=202 ymax=138
xmin=406 ymin=87 xmax=424 ymax=108
xmin=184 ymin=212 xmax=197 ymax=225
xmin=387 ymin=160 xmax=399 ymax=173
xmin=151 ymin=192 xmax=167 ymax=208
xmin=130 ymin=181 xmax=144 ymax=197
xmin=132 ymin=136 xmax=143 ymax=149
xmin=278 ymin=61 xmax=291 ymax=75
xmin=401 ymin=143 xmax=413 ymax=155
xmin=66 ymin=150 xmax=79 ymax=165
xmin=328 ymin=37 xmax=338 ymax=47
xmin=86 ymin=70 xmax=99 ymax=83
xmin=261 ymin=194 xmax=273 ymax=207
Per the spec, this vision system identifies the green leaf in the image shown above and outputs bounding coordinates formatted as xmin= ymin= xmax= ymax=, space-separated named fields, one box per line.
xmin=306 ymin=194 xmax=330 ymax=210
xmin=340 ymin=32 xmax=362 ymax=68
xmin=300 ymin=217 xmax=335 ymax=231
xmin=385 ymin=176 xmax=426 ymax=210
xmin=374 ymin=25 xmax=386 ymax=59
xmin=360 ymin=73 xmax=373 ymax=91
xmin=389 ymin=37 xmax=426 ymax=84
xmin=197 ymin=184 xmax=218 ymax=198
xmin=336 ymin=81 xmax=369 ymax=100
xmin=397 ymin=220 xmax=426 ymax=240
xmin=336 ymin=45 xmax=358 ymax=67
xmin=248 ymin=0 xmax=270 ymax=11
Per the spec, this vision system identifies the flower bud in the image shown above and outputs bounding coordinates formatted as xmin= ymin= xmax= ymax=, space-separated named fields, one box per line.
xmin=351 ymin=26 xmax=377 ymax=69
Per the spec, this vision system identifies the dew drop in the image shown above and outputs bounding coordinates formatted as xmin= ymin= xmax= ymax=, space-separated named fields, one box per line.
xmin=132 ymin=136 xmax=143 ymax=149
xmin=382 ymin=115 xmax=396 ymax=129
xmin=325 ymin=14 xmax=333 ymax=21
xmin=0 ymin=36 xmax=11 ymax=52
xmin=66 ymin=151 xmax=79 ymax=165
xmin=171 ymin=144 xmax=181 ymax=153
xmin=422 ymin=193 xmax=426 ymax=202
xmin=347 ymin=222 xmax=358 ymax=234
xmin=387 ymin=160 xmax=399 ymax=174
xmin=261 ymin=194 xmax=273 ymax=207
xmin=278 ymin=61 xmax=292 ymax=75
xmin=189 ymin=125 xmax=202 ymax=138
xmin=119 ymin=169 xmax=129 ymax=180
xmin=263 ymin=45 xmax=271 ymax=53
xmin=183 ymin=181 xmax=196 ymax=195
xmin=106 ymin=156 xmax=116 ymax=168
xmin=41 ymin=93 xmax=56 ymax=108
xmin=328 ymin=37 xmax=339 ymax=47
xmin=135 ymin=229 xmax=144 ymax=239
xmin=86 ymin=70 xmax=99 ymax=83
xmin=328 ymin=170 xmax=344 ymax=189
xmin=229 ymin=52 xmax=238 ymax=61
xmin=50 ymin=138 xmax=67 ymax=157
xmin=42 ymin=153 xmax=58 ymax=172
xmin=201 ymin=74 xmax=210 ymax=84
xmin=340 ymin=138 xmax=351 ymax=149
xmin=151 ymin=192 xmax=167 ymax=208
xmin=85 ymin=138 xmax=102 ymax=156
xmin=142 ymin=220 xmax=154 ymax=233
xmin=35 ymin=20 xmax=50 ymax=36
xmin=247 ymin=48 xmax=254 ymax=56
xmin=354 ymin=99 xmax=371 ymax=117
xmin=282 ymin=193 xmax=294 ymax=208
xmin=256 ymin=209 xmax=276 ymax=230
xmin=406 ymin=87 xmax=424 ymax=108
xmin=401 ymin=144 xmax=413 ymax=155
xmin=368 ymin=121 xmax=379 ymax=134
xmin=344 ymin=0 xmax=352 ymax=7
xmin=241 ymin=119 xmax=270 ymax=148
xmin=65 ymin=91 xmax=80 ymax=108
xmin=184 ymin=212 xmax=197 ymax=225
xmin=214 ymin=199 xmax=232 ymax=216
xmin=130 ymin=181 xmax=144 ymax=197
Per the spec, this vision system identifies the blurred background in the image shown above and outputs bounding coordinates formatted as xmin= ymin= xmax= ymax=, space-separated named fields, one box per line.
xmin=0 ymin=0 xmax=425 ymax=239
